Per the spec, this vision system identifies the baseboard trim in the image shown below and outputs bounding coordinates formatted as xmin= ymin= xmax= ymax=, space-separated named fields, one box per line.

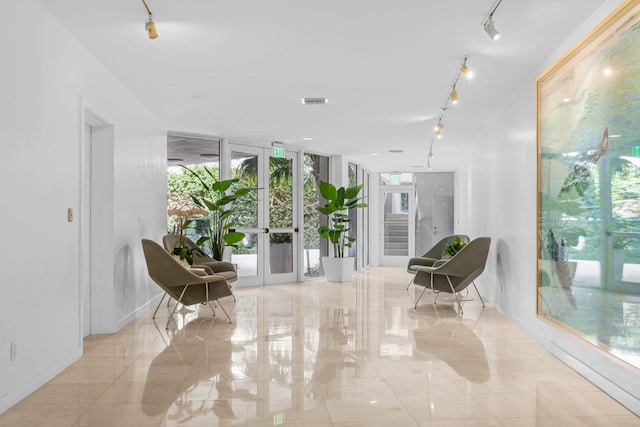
xmin=0 ymin=346 xmax=83 ymax=415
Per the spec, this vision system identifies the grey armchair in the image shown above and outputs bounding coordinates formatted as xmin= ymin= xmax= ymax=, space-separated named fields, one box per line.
xmin=409 ymin=237 xmax=491 ymax=314
xmin=163 ymin=234 xmax=238 ymax=284
xmin=406 ymin=234 xmax=470 ymax=289
xmin=142 ymin=239 xmax=234 ymax=328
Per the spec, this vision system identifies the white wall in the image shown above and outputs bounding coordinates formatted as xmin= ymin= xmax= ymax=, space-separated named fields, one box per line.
xmin=0 ymin=0 xmax=167 ymax=413
xmin=457 ymin=0 xmax=639 ymax=415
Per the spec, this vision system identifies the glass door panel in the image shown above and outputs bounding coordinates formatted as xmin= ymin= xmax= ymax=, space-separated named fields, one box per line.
xmin=230 ymin=147 xmax=263 ymax=285
xmin=265 ymin=152 xmax=297 ymax=284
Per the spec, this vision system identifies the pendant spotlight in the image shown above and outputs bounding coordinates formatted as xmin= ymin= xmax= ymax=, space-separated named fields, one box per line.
xmin=450 ymin=86 xmax=458 ymax=105
xmin=427 ymin=139 xmax=435 ymax=170
xmin=459 ymin=57 xmax=473 ymax=78
xmin=141 ymin=0 xmax=158 ymax=39
xmin=482 ymin=0 xmax=503 ymax=41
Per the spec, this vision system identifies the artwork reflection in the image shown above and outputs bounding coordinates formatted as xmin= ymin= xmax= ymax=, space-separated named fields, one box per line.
xmin=537 ymin=0 xmax=640 ymax=368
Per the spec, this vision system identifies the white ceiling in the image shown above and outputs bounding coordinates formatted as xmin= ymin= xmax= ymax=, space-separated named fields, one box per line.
xmin=39 ymin=0 xmax=607 ymax=172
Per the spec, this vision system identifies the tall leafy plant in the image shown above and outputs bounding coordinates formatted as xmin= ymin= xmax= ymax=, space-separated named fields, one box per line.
xmin=182 ymin=165 xmax=252 ymax=260
xmin=317 ymin=181 xmax=368 ymax=258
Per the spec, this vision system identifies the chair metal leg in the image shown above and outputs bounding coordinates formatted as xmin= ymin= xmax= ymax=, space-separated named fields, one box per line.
xmin=153 ymin=293 xmax=167 ymax=319
xmin=205 ymin=282 xmax=216 ymax=317
xmin=406 ymin=274 xmax=416 ymax=290
xmin=413 ymin=285 xmax=429 ymax=308
xmin=472 ymin=281 xmax=485 ymax=307
xmin=216 ymin=300 xmax=233 ymax=323
xmin=206 ymin=300 xmax=216 ymax=317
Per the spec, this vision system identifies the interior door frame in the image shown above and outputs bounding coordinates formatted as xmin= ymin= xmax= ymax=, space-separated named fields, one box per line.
xmin=379 ymin=186 xmax=415 ymax=265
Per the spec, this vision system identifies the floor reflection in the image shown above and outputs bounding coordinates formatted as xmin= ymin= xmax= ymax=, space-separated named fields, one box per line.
xmin=410 ymin=306 xmax=490 ymax=383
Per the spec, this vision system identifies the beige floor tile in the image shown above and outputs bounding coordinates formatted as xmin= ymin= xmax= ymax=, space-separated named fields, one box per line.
xmin=19 ymin=383 xmax=112 ymax=406
xmin=72 ymin=402 xmax=166 ymax=427
xmin=0 ymin=403 xmax=91 ymax=427
xmin=471 ymin=392 xmax=570 ymax=419
xmin=541 ymin=391 xmax=634 ymax=417
xmin=400 ymin=395 xmax=495 ymax=422
xmin=333 ymin=421 xmax=419 ymax=427
xmin=429 ymin=420 xmax=503 ymax=427
xmin=576 ymin=415 xmax=640 ymax=426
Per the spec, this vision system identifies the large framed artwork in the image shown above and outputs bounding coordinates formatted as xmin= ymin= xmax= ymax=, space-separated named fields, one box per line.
xmin=537 ymin=0 xmax=640 ymax=369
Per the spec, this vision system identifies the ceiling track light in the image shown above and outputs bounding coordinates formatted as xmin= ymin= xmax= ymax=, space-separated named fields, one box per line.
xmin=432 ymin=55 xmax=471 ymax=137
xmin=482 ymin=0 xmax=503 ymax=41
xmin=141 ymin=0 xmax=158 ymax=39
xmin=427 ymin=55 xmax=472 ymax=167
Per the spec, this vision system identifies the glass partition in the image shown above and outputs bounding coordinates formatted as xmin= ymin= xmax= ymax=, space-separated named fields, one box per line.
xmin=303 ymin=153 xmax=329 ymax=278
xmin=414 ymin=172 xmax=454 ymax=256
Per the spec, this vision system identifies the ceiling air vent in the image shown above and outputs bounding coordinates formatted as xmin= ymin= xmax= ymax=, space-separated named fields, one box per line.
xmin=389 ymin=149 xmax=404 ymax=153
xmin=302 ymin=97 xmax=328 ymax=105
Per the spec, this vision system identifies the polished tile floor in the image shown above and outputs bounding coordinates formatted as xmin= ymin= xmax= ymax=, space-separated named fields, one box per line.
xmin=2 ymin=267 xmax=639 ymax=426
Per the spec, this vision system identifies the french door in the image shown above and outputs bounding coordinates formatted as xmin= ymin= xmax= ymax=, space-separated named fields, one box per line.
xmin=229 ymin=145 xmax=299 ymax=286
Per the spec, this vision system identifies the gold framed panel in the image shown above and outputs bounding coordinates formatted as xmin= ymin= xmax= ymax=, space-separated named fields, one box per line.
xmin=537 ymin=0 xmax=640 ymax=369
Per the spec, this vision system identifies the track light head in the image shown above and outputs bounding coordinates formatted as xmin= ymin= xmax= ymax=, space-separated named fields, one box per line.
xmin=460 ymin=59 xmax=473 ymax=79
xmin=145 ymin=15 xmax=158 ymax=39
xmin=434 ymin=122 xmax=444 ymax=132
xmin=450 ymin=86 xmax=458 ymax=105
xmin=483 ymin=16 xmax=500 ymax=40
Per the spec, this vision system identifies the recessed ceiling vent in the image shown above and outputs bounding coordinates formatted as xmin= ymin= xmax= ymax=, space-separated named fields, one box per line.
xmin=389 ymin=149 xmax=404 ymax=153
xmin=302 ymin=97 xmax=328 ymax=105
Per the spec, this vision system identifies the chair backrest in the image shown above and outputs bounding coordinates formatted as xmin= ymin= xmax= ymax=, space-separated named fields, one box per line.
xmin=163 ymin=234 xmax=212 ymax=261
xmin=421 ymin=234 xmax=470 ymax=259
xmin=142 ymin=239 xmax=204 ymax=298
xmin=434 ymin=237 xmax=491 ymax=290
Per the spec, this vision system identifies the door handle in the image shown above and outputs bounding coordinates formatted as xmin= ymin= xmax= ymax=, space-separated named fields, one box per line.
xmin=264 ymin=228 xmax=269 ymax=233
xmin=295 ymin=227 xmax=299 ymax=233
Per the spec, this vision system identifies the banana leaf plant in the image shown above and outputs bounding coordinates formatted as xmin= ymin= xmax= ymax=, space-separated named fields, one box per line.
xmin=317 ymin=181 xmax=368 ymax=258
xmin=182 ymin=165 xmax=252 ymax=261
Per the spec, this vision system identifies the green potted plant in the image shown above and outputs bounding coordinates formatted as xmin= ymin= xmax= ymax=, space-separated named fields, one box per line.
xmin=443 ymin=236 xmax=467 ymax=258
xmin=182 ymin=165 xmax=252 ymax=261
xmin=317 ymin=181 xmax=368 ymax=281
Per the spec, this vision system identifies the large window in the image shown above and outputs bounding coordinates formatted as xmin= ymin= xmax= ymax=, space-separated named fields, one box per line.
xmin=166 ymin=135 xmax=221 ymax=254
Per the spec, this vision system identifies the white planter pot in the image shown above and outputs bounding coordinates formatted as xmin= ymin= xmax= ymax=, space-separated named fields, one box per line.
xmin=322 ymin=256 xmax=355 ymax=282
xmin=270 ymin=243 xmax=293 ymax=274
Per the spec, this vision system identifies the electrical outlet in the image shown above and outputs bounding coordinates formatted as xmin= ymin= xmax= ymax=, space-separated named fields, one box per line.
xmin=10 ymin=341 xmax=17 ymax=361
xmin=67 ymin=208 xmax=74 ymax=222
